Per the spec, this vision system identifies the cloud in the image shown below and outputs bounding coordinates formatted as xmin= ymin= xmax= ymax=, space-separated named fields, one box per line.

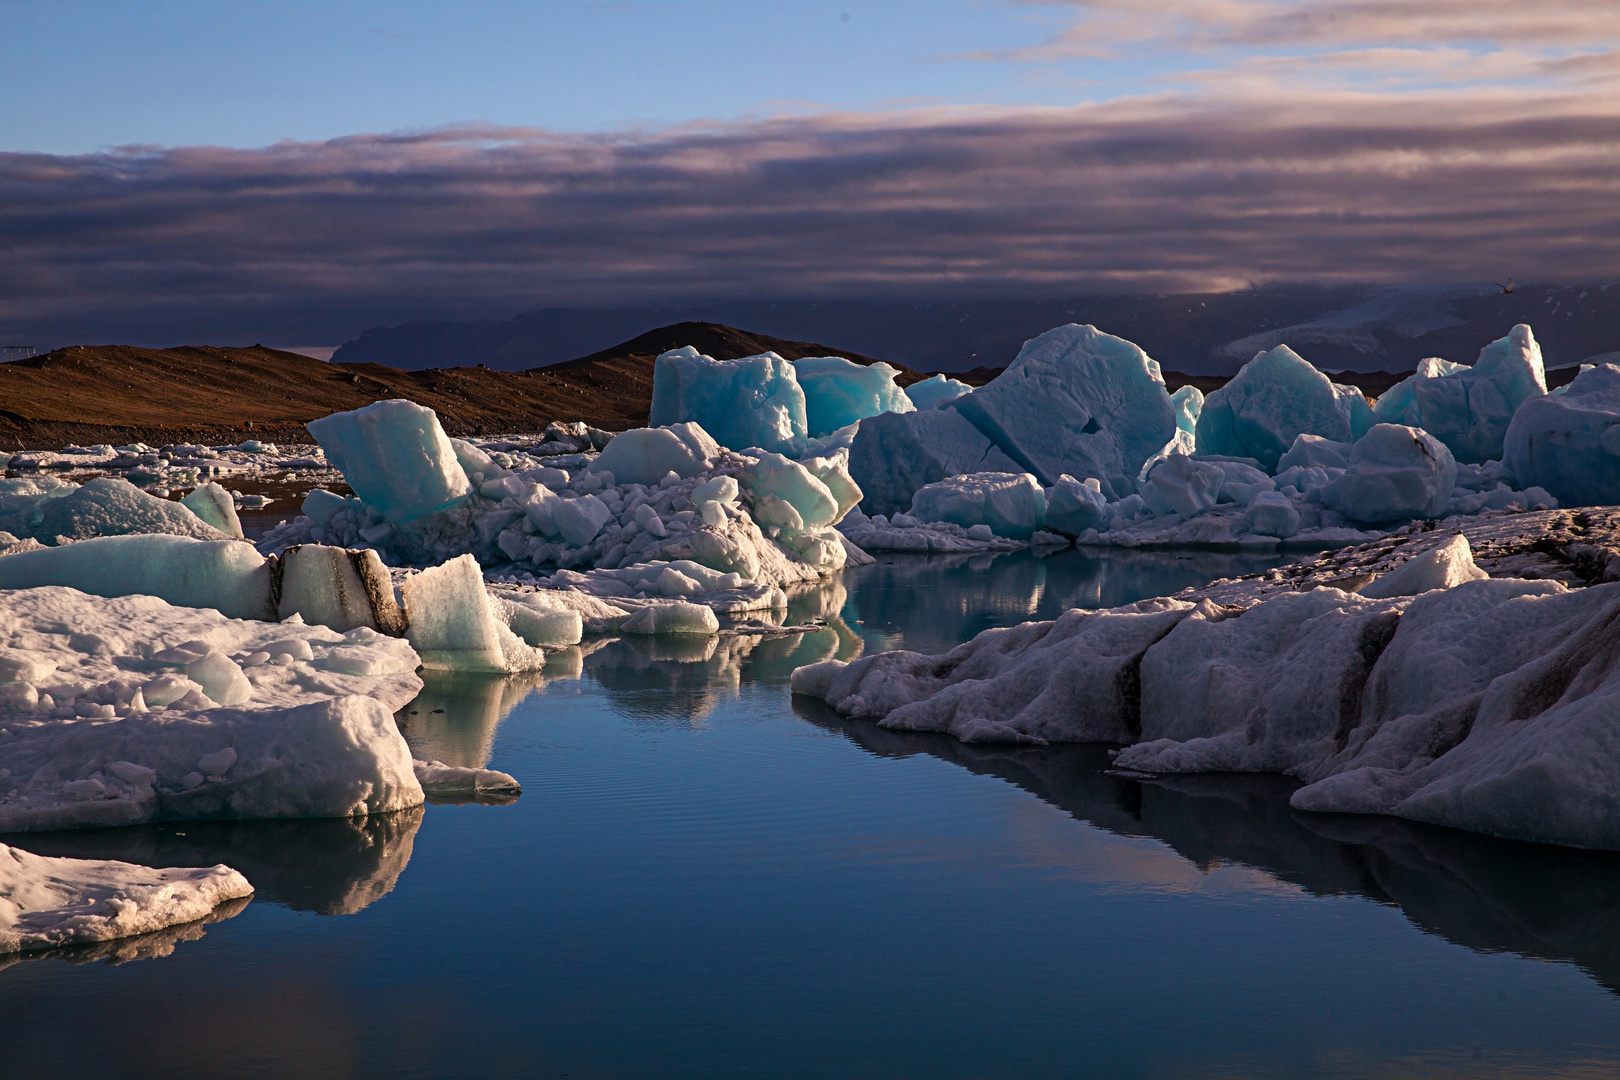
xmin=997 ymin=1 xmax=1620 ymax=93
xmin=3 ymin=90 xmax=1620 ymax=344
xmin=1012 ymin=0 xmax=1620 ymax=50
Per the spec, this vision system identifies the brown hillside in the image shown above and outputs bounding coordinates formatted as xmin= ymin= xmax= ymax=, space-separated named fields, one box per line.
xmin=0 ymin=324 xmax=1000 ymax=449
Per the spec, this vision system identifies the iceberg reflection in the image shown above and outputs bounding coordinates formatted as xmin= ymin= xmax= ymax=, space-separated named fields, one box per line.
xmin=796 ymin=699 xmax=1620 ymax=995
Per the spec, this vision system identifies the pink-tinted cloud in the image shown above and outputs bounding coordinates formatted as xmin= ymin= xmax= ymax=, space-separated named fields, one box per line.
xmin=3 ymin=92 xmax=1619 ymax=342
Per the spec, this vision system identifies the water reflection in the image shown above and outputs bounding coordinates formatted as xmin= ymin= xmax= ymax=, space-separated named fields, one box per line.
xmin=796 ymin=698 xmax=1620 ymax=995
xmin=12 ymin=807 xmax=425 ymax=916
xmin=843 ymin=547 xmax=1287 ymax=654
xmin=396 ymin=667 xmax=561 ymax=768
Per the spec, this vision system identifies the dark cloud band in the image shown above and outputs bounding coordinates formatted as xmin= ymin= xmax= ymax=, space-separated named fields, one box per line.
xmin=3 ymin=96 xmax=1619 ymax=344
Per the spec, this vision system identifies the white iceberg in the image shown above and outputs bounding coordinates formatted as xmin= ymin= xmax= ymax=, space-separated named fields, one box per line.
xmin=0 ymin=843 xmax=253 ymax=955
xmin=1140 ymin=455 xmax=1223 ymax=520
xmin=400 ymin=555 xmax=543 ymax=672
xmin=1238 ymin=490 xmax=1301 ymax=538
xmin=0 ymin=476 xmax=226 ymax=545
xmin=1275 ymin=434 xmax=1352 ymax=472
xmin=585 ymin=423 xmax=720 ymax=486
xmin=791 ymin=599 xmax=1191 ymax=744
xmin=1042 ymin=475 xmax=1109 ymax=537
xmin=0 ymin=535 xmax=273 ymax=621
xmin=1112 ymin=589 xmax=1405 ymax=776
xmin=179 ymin=482 xmax=244 ymax=539
xmin=0 ymin=584 xmax=425 ymax=831
xmin=1359 ymin=533 xmax=1488 ymax=599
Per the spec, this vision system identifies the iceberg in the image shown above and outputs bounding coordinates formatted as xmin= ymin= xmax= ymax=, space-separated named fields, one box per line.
xmin=1140 ymin=455 xmax=1223 ymax=520
xmin=847 ymin=408 xmax=1021 ymax=517
xmin=1042 ymin=476 xmax=1109 ymax=537
xmin=265 ymin=415 xmax=851 ymax=593
xmin=1411 ymin=324 xmax=1547 ymax=463
xmin=180 ymin=482 xmax=244 ymax=539
xmin=904 ymin=373 xmax=974 ymax=411
xmin=908 ymin=472 xmax=1046 ymax=540
xmin=276 ymin=544 xmax=407 ymax=634
xmin=1359 ymin=533 xmax=1488 ymax=599
xmin=1335 ymin=382 xmax=1377 ymax=441
xmin=1194 ymin=345 xmax=1353 ymax=472
xmin=792 ymin=355 xmax=914 ymax=437
xmin=1112 ymin=590 xmax=1405 ymax=777
xmin=1320 ymin=424 xmax=1457 ymax=523
xmin=0 ymin=585 xmax=425 ymax=831
xmin=1238 ymin=490 xmax=1301 ymax=538
xmin=1207 ymin=459 xmax=1273 ymax=504
xmin=946 ymin=324 xmax=1175 ymax=497
xmin=307 ymin=399 xmax=473 ymax=523
xmin=1503 ymin=362 xmax=1620 ymax=507
xmin=836 ymin=508 xmax=1028 ymax=554
xmin=1289 ymin=578 xmax=1620 ymax=850
xmin=1276 ymin=434 xmax=1353 ymax=473
xmin=649 ymin=347 xmax=807 ymax=454
xmin=1372 ymin=357 xmax=1468 ymax=427
xmin=0 ymin=844 xmax=253 ymax=955
xmin=586 ymin=423 xmax=720 ymax=486
xmin=741 ymin=453 xmax=841 ymax=530
xmin=400 ymin=555 xmax=544 ymax=672
xmin=0 ymin=535 xmax=273 ymax=621
xmin=0 ymin=476 xmax=226 ymax=545
xmin=791 ymin=599 xmax=1192 ymax=744
xmin=1170 ymin=384 xmax=1203 ymax=436
xmin=620 ymin=601 xmax=721 ymax=635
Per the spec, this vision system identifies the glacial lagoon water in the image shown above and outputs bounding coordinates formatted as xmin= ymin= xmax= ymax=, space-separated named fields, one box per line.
xmin=8 ymin=548 xmax=1620 ymax=1078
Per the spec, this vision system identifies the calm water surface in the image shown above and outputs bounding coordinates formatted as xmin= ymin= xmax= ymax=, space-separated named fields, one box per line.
xmin=8 ymin=549 xmax=1620 ymax=1078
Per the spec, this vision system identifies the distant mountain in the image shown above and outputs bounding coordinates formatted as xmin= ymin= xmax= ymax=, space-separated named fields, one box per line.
xmin=330 ymin=284 xmax=1620 ymax=376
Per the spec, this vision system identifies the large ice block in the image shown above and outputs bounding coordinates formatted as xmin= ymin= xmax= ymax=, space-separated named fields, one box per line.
xmin=1320 ymin=423 xmax=1457 ymax=522
xmin=586 ymin=423 xmax=720 ymax=485
xmin=908 ymin=472 xmax=1046 ymax=540
xmin=1503 ymin=362 xmax=1620 ymax=506
xmin=307 ymin=399 xmax=473 ymax=523
xmin=1194 ymin=345 xmax=1353 ymax=472
xmin=1411 ymin=324 xmax=1547 ymax=463
xmin=946 ymin=324 xmax=1175 ymax=497
xmin=847 ymin=407 xmax=1022 ymax=516
xmin=792 ymin=356 xmax=914 ymax=437
xmin=1372 ymin=357 xmax=1467 ymax=427
xmin=904 ymin=373 xmax=974 ymax=410
xmin=0 ymin=534 xmax=273 ymax=620
xmin=648 ymin=347 xmax=807 ymax=453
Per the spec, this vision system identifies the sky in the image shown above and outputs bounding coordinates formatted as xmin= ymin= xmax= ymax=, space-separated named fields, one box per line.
xmin=3 ymin=0 xmax=1620 ymax=347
